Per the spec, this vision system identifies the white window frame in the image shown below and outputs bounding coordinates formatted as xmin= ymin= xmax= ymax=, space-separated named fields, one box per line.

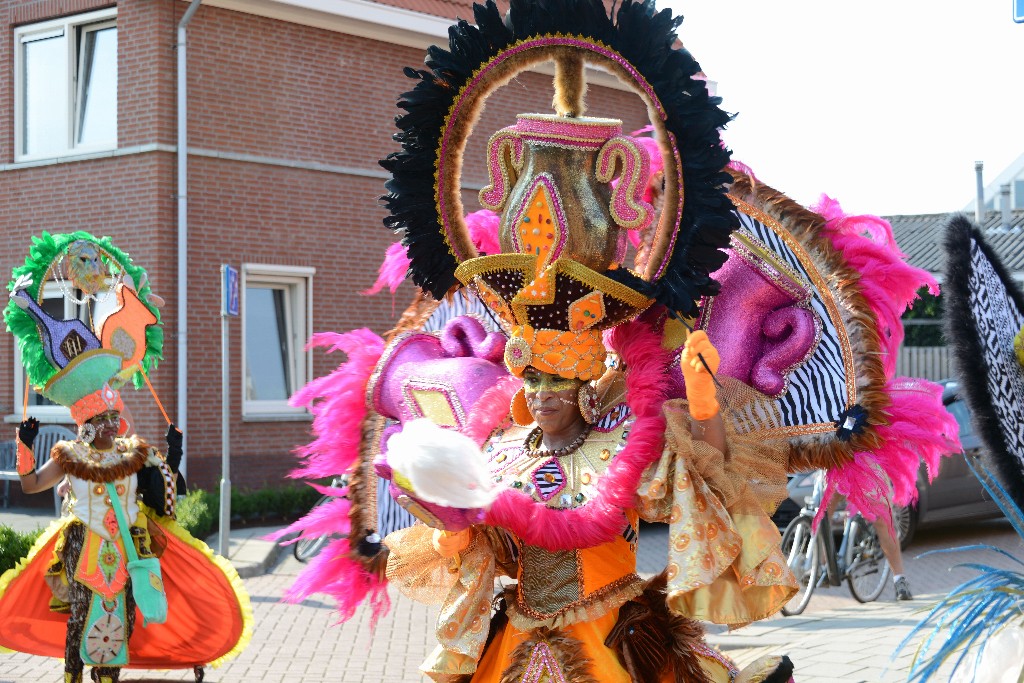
xmin=241 ymin=264 xmax=315 ymax=420
xmin=13 ymin=8 xmax=118 ymax=162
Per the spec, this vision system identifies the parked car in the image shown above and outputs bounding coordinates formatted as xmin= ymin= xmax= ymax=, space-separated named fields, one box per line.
xmin=773 ymin=379 xmax=1003 ymax=548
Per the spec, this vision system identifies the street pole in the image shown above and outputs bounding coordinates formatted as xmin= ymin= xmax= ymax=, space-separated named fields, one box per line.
xmin=218 ymin=264 xmax=237 ymax=558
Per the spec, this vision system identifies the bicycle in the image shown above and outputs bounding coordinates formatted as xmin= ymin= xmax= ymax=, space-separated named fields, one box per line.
xmin=293 ymin=476 xmax=347 ymax=562
xmin=780 ymin=470 xmax=892 ymax=616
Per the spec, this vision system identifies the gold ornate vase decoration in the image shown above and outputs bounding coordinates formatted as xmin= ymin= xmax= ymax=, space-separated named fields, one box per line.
xmin=380 ymin=0 xmax=739 ymax=320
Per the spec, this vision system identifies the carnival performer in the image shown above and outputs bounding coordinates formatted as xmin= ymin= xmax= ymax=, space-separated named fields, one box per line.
xmin=380 ymin=319 xmax=796 ymax=682
xmin=275 ymin=2 xmax=957 ymax=681
xmin=0 ymin=231 xmax=251 ymax=683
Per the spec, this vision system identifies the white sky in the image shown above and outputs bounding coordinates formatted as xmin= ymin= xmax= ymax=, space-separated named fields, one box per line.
xmin=663 ymin=1 xmax=1024 ymax=217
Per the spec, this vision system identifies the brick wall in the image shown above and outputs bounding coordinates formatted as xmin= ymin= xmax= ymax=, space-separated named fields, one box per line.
xmin=0 ymin=0 xmax=654 ymax=498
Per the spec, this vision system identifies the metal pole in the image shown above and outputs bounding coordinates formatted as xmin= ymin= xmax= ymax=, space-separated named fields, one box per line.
xmin=176 ymin=0 xmax=202 ymax=479
xmin=218 ymin=267 xmax=231 ymax=558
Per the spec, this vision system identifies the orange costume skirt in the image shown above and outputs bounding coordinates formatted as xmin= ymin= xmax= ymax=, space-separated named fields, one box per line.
xmin=0 ymin=511 xmax=252 ymax=669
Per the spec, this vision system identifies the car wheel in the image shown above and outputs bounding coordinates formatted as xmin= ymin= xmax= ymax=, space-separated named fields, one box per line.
xmin=893 ymin=504 xmax=917 ymax=550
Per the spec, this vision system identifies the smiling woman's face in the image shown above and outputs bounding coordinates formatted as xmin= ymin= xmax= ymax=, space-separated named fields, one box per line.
xmin=522 ymin=367 xmax=585 ymax=436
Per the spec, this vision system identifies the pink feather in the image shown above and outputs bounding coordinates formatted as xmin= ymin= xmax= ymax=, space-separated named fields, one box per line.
xmin=464 ymin=375 xmax=521 ymax=445
xmin=485 ymin=318 xmax=670 ymax=551
xmin=363 ymin=210 xmax=501 ymax=296
xmin=465 ymin=209 xmax=501 ymax=256
xmin=279 ymin=329 xmax=388 ymax=625
xmin=727 ymin=159 xmax=759 ymax=182
xmin=281 ymin=537 xmax=390 ymax=628
xmin=826 ymin=377 xmax=961 ymax=527
xmin=266 ymin=495 xmax=351 ymax=544
xmin=362 ymin=241 xmax=411 ymax=296
xmin=812 ymin=195 xmax=939 ymax=377
xmin=288 ymin=329 xmax=384 ymax=480
xmin=629 ymin=135 xmax=664 ymax=202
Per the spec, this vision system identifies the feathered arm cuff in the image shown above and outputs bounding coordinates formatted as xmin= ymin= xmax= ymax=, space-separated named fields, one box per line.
xmin=16 ymin=441 xmax=35 ymax=477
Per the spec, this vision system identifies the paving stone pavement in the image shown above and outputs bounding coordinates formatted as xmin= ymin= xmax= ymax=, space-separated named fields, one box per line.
xmin=2 ymin=510 xmax=1022 ymax=682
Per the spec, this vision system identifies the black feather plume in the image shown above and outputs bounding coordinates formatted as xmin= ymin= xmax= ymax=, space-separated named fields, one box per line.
xmin=380 ymin=0 xmax=737 ymax=311
xmin=942 ymin=213 xmax=1024 ymax=513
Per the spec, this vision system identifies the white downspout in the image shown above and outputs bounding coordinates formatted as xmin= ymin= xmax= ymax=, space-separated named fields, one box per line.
xmin=177 ymin=0 xmax=202 ymax=478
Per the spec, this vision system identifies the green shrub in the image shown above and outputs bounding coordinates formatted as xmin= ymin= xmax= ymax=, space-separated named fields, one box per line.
xmin=0 ymin=484 xmax=322 ymax=570
xmin=276 ymin=485 xmax=321 ymax=517
xmin=176 ymin=484 xmax=321 ymax=538
xmin=229 ymin=488 xmax=253 ymax=521
xmin=231 ymin=484 xmax=320 ymax=522
xmin=175 ymin=488 xmax=216 ymax=540
xmin=0 ymin=525 xmax=44 ymax=575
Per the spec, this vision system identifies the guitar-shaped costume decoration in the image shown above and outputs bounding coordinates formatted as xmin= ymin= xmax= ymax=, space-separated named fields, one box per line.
xmin=0 ymin=231 xmax=251 ymax=683
xmin=275 ymin=1 xmax=959 ymax=681
xmin=4 ymin=232 xmax=163 ymax=392
xmin=10 ymin=282 xmax=102 ymax=369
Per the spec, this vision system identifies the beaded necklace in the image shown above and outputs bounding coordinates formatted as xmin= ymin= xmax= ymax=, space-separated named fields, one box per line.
xmin=522 ymin=425 xmax=592 ymax=459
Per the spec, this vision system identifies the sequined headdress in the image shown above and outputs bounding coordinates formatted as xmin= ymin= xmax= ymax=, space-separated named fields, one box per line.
xmin=381 ymin=0 xmax=739 ymax=380
xmin=4 ymin=231 xmax=163 ymax=425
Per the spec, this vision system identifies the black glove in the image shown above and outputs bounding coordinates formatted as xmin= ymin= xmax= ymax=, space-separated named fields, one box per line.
xmin=17 ymin=417 xmax=39 ymax=449
xmin=165 ymin=424 xmax=183 ymax=473
xmin=136 ymin=466 xmax=168 ymax=516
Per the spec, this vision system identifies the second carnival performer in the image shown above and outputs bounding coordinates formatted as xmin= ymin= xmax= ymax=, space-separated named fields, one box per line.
xmin=0 ymin=232 xmax=252 ymax=683
xmin=379 ymin=319 xmax=797 ymax=682
xmin=275 ymin=0 xmax=960 ymax=680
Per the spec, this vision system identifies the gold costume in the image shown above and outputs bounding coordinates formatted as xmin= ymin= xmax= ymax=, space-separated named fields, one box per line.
xmin=387 ymin=394 xmax=797 ymax=682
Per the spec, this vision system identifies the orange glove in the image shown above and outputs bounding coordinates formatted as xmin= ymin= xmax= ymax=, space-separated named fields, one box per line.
xmin=431 ymin=528 xmax=472 ymax=559
xmin=681 ymin=330 xmax=720 ymax=421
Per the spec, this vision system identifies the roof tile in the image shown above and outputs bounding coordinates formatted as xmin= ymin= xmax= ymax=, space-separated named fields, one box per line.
xmin=887 ymin=211 xmax=1024 ymax=274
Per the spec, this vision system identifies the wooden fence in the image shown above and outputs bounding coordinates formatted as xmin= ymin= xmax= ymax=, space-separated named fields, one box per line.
xmin=895 ymin=346 xmax=952 ymax=381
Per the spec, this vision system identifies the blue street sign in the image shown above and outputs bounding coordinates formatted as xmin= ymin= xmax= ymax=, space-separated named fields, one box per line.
xmin=1017 ymin=0 xmax=1024 ymax=23
xmin=223 ymin=265 xmax=240 ymax=317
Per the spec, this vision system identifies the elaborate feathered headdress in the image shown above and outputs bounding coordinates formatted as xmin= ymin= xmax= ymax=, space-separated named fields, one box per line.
xmin=380 ymin=0 xmax=739 ymax=380
xmin=4 ymin=231 xmax=162 ymax=424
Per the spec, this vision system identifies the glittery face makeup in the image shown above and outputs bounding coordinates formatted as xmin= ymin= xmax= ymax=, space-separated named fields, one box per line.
xmin=522 ymin=369 xmax=581 ymax=395
xmin=522 ymin=367 xmax=585 ymax=437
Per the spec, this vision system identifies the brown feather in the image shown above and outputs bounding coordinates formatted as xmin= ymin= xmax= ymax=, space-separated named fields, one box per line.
xmin=553 ymin=53 xmax=587 ymax=117
xmin=500 ymin=626 xmax=600 ymax=683
xmin=605 ymin=571 xmax=711 ymax=683
xmin=53 ymin=439 xmax=150 ymax=483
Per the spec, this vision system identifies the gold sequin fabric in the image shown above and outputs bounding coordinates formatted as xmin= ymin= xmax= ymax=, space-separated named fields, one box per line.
xmin=484 ymin=420 xmax=630 ymax=512
xmin=386 ymin=525 xmax=501 ymax=679
xmin=636 ymin=397 xmax=797 ymax=626
xmin=483 ymin=421 xmax=648 ymax=629
xmin=518 ymin=547 xmax=580 ymax=614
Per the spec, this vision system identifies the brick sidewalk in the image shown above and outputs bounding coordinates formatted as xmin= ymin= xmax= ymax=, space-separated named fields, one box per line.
xmin=2 ymin=519 xmax=1021 ymax=682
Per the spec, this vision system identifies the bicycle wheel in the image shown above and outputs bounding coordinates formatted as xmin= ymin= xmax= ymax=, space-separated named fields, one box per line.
xmin=892 ymin=504 xmax=916 ymax=550
xmin=845 ymin=518 xmax=891 ymax=603
xmin=293 ymin=494 xmax=333 ymax=562
xmin=780 ymin=516 xmax=821 ymax=616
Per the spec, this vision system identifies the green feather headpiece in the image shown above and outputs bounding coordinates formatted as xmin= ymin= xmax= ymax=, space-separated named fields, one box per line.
xmin=4 ymin=231 xmax=163 ymax=393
